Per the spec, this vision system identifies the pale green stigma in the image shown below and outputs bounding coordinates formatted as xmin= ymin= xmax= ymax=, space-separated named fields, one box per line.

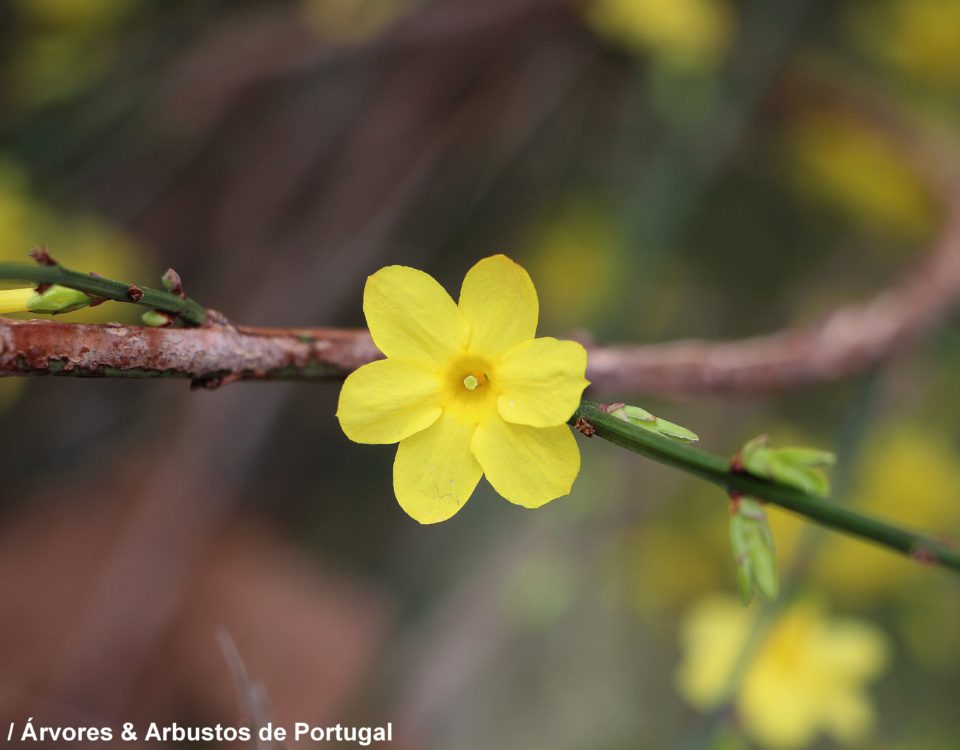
xmin=463 ymin=374 xmax=480 ymax=391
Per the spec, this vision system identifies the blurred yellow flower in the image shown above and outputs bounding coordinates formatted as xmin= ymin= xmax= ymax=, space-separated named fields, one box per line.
xmin=302 ymin=0 xmax=420 ymax=43
xmin=785 ymin=111 xmax=936 ymax=239
xmin=850 ymin=0 xmax=960 ymax=86
xmin=616 ymin=523 xmax=725 ymax=618
xmin=677 ymin=596 xmax=889 ymax=749
xmin=526 ymin=198 xmax=623 ymax=330
xmin=10 ymin=0 xmax=142 ymax=107
xmin=584 ymin=0 xmax=733 ymax=70
xmin=17 ymin=0 xmax=140 ymax=28
xmin=337 ymin=255 xmax=589 ymax=523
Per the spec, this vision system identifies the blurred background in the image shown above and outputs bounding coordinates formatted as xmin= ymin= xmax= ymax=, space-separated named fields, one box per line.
xmin=1 ymin=0 xmax=959 ymax=748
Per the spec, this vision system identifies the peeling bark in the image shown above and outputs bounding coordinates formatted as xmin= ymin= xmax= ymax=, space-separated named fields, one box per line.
xmin=0 ymin=320 xmax=380 ymax=387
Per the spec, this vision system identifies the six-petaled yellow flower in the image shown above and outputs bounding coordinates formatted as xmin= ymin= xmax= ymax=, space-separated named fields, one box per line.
xmin=677 ymin=595 xmax=889 ymax=749
xmin=337 ymin=255 xmax=590 ymax=523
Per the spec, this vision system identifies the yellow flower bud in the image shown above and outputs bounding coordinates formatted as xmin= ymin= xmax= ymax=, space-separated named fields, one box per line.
xmin=0 ymin=288 xmax=35 ymax=315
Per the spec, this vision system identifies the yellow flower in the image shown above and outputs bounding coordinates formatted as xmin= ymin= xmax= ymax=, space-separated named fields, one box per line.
xmin=849 ymin=0 xmax=960 ymax=86
xmin=337 ymin=255 xmax=589 ymax=524
xmin=785 ymin=111 xmax=936 ymax=240
xmin=584 ymin=0 xmax=733 ymax=70
xmin=0 ymin=288 xmax=34 ymax=315
xmin=677 ymin=596 xmax=889 ymax=749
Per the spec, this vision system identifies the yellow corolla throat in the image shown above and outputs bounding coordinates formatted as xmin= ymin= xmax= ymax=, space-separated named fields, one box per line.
xmin=443 ymin=354 xmax=498 ymax=422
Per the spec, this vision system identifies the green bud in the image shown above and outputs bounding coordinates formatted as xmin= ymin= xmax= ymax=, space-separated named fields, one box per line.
xmin=650 ymin=417 xmax=699 ymax=443
xmin=141 ymin=309 xmax=172 ymax=327
xmin=739 ymin=435 xmax=771 ymax=474
xmin=730 ymin=513 xmax=756 ymax=603
xmin=27 ymin=285 xmax=92 ymax=314
xmin=775 ymin=446 xmax=836 ymax=469
xmin=737 ymin=436 xmax=833 ymax=497
xmin=610 ymin=403 xmax=699 ymax=443
xmin=161 ymin=268 xmax=183 ymax=295
xmin=768 ymin=456 xmax=830 ymax=497
xmin=619 ymin=404 xmax=656 ymax=422
xmin=729 ymin=497 xmax=778 ymax=604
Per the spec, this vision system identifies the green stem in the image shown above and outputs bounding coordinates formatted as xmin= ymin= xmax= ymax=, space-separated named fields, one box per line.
xmin=0 ymin=262 xmax=207 ymax=326
xmin=573 ymin=401 xmax=960 ymax=574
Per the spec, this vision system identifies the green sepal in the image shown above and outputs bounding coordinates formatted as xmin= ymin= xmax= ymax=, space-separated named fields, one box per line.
xmin=27 ymin=284 xmax=92 ymax=314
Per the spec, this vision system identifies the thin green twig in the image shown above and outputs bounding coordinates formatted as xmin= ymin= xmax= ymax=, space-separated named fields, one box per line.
xmin=0 ymin=261 xmax=207 ymax=326
xmin=573 ymin=401 xmax=960 ymax=575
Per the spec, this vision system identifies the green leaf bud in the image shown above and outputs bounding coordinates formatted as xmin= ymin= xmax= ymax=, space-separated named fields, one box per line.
xmin=141 ymin=309 xmax=173 ymax=327
xmin=729 ymin=497 xmax=778 ymax=604
xmin=650 ymin=417 xmax=700 ymax=443
xmin=608 ymin=403 xmax=699 ymax=442
xmin=27 ymin=285 xmax=92 ymax=314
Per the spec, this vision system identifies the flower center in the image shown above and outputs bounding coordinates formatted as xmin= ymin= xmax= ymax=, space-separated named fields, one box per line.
xmin=444 ymin=356 xmax=497 ymax=423
xmin=462 ymin=371 xmax=487 ymax=391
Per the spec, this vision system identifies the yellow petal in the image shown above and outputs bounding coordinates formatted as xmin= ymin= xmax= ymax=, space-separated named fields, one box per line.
xmin=364 ymin=265 xmax=469 ymax=363
xmin=497 ymin=337 xmax=589 ymax=427
xmin=394 ymin=412 xmax=482 ymax=523
xmin=458 ymin=255 xmax=538 ymax=358
xmin=0 ymin=288 xmax=34 ymax=315
xmin=470 ymin=416 xmax=579 ymax=508
xmin=821 ymin=691 xmax=874 ymax=745
xmin=676 ymin=596 xmax=750 ymax=708
xmin=337 ymin=358 xmax=442 ymax=444
xmin=816 ymin=620 xmax=889 ymax=678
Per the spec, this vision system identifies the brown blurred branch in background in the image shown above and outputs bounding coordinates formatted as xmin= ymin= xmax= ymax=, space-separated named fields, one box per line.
xmin=4 ymin=190 xmax=960 ymax=396
xmin=585 ymin=192 xmax=960 ymax=395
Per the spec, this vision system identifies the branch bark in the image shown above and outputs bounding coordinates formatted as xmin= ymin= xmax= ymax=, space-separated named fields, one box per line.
xmin=0 ymin=320 xmax=379 ymax=388
xmin=4 ymin=190 xmax=960 ymax=396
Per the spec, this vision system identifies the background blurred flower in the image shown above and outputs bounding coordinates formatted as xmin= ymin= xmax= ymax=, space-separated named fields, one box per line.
xmin=677 ymin=595 xmax=890 ymax=749
xmin=849 ymin=0 xmax=960 ymax=87
xmin=9 ymin=0 xmax=142 ymax=107
xmin=301 ymin=0 xmax=421 ymax=43
xmin=526 ymin=197 xmax=625 ymax=332
xmin=584 ymin=0 xmax=734 ymax=70
xmin=784 ymin=110 xmax=937 ymax=240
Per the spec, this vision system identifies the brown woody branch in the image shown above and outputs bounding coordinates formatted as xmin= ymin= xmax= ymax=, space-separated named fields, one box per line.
xmin=0 ymin=320 xmax=380 ymax=389
xmin=4 ymin=187 xmax=960 ymax=398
